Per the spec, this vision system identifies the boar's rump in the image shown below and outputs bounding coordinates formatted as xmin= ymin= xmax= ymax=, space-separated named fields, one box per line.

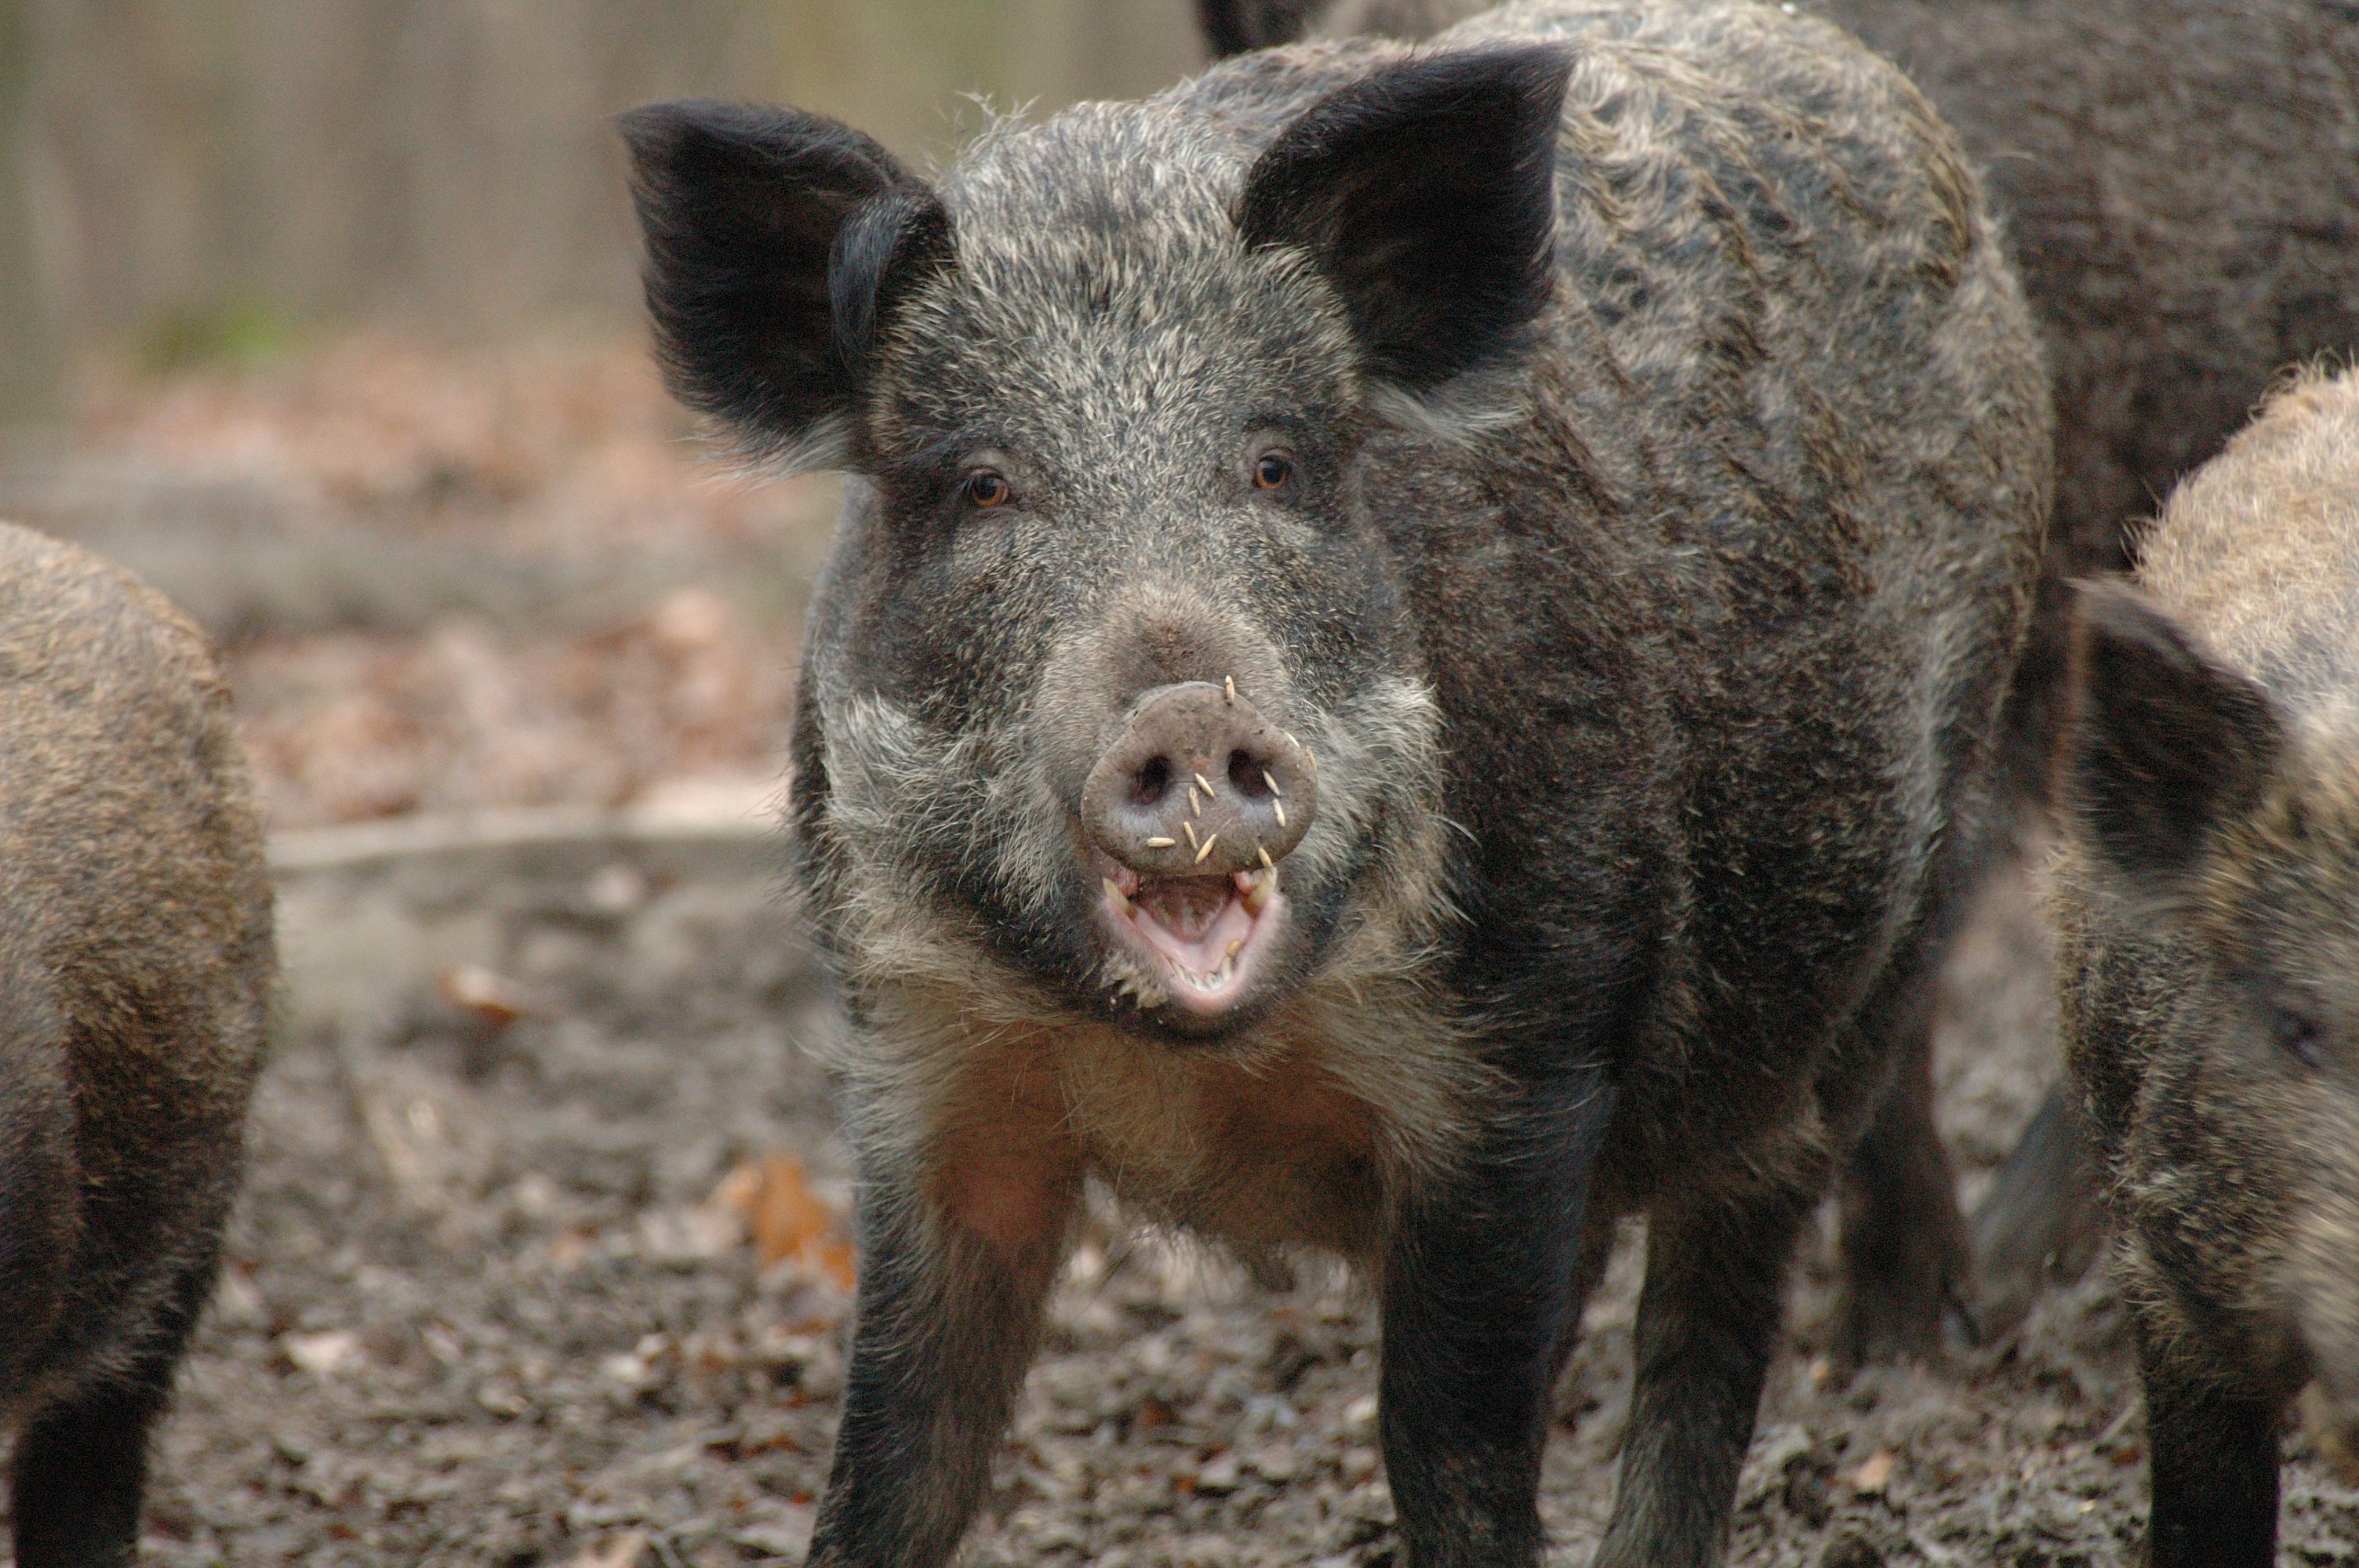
xmin=0 ymin=521 xmax=274 ymax=1568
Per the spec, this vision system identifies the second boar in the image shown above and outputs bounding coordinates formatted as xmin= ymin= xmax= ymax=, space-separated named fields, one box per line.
xmin=623 ymin=1 xmax=2049 ymax=1563
xmin=0 ymin=522 xmax=275 ymax=1567
xmin=2055 ymin=367 xmax=2359 ymax=1568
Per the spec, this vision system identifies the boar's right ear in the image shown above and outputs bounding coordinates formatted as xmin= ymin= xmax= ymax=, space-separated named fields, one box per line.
xmin=2062 ymin=580 xmax=2287 ymax=893
xmin=1237 ymin=45 xmax=1570 ymax=423
xmin=618 ymin=100 xmax=953 ymax=472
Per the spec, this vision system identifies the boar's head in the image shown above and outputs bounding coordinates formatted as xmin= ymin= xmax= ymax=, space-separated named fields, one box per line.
xmin=620 ymin=49 xmax=1568 ymax=1040
xmin=2063 ymin=579 xmax=2359 ymax=1473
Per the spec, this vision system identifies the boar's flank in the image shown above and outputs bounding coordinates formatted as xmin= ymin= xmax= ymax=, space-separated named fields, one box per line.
xmin=0 ymin=522 xmax=274 ymax=1568
xmin=2055 ymin=368 xmax=2359 ymax=1568
xmin=621 ymin=3 xmax=2048 ymax=1563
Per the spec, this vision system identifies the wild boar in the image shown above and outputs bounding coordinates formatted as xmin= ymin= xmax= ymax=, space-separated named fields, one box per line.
xmin=0 ymin=523 xmax=274 ymax=1566
xmin=2054 ymin=367 xmax=2359 ymax=1568
xmin=622 ymin=1 xmax=2048 ymax=1561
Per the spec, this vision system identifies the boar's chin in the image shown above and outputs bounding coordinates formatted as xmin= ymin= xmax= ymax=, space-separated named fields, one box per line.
xmin=1096 ymin=858 xmax=1298 ymax=1036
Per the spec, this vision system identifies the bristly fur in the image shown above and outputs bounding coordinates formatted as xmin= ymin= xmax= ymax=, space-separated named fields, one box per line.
xmin=2054 ymin=368 xmax=2359 ymax=1568
xmin=0 ymin=521 xmax=275 ymax=1566
xmin=623 ymin=4 xmax=2048 ymax=1563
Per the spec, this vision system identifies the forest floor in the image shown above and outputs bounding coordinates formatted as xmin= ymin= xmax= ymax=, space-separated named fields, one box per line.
xmin=95 ymin=858 xmax=2359 ymax=1567
xmin=6 ymin=339 xmax=2358 ymax=1565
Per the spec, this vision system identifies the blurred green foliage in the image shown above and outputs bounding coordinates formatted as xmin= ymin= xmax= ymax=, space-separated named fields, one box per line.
xmin=138 ymin=300 xmax=302 ymax=376
xmin=0 ymin=0 xmax=1203 ymax=411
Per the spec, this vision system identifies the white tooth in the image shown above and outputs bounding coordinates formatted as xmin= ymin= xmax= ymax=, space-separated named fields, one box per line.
xmin=1103 ymin=877 xmax=1133 ymax=916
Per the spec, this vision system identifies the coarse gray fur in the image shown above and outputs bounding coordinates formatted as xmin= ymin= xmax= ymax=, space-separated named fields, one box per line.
xmin=0 ymin=522 xmax=275 ymax=1566
xmin=2053 ymin=368 xmax=2359 ymax=1567
xmin=625 ymin=2 xmax=2049 ymax=1563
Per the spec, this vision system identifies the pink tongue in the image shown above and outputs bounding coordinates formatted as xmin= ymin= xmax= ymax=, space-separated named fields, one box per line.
xmin=1135 ymin=877 xmax=1233 ymax=942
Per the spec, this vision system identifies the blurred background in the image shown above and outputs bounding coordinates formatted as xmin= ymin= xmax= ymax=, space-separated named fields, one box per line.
xmin=0 ymin=0 xmax=1204 ymax=829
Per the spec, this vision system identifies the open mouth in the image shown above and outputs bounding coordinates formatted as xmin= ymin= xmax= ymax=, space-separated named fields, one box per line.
xmin=1100 ymin=861 xmax=1284 ymax=1017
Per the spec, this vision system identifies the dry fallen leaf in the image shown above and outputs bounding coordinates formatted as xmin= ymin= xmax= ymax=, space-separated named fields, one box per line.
xmin=280 ymin=1329 xmax=362 ymax=1377
xmin=438 ymin=964 xmax=532 ymax=1029
xmin=565 ymin=1530 xmax=647 ymax=1568
xmin=715 ymin=1152 xmax=856 ymax=1290
xmin=1844 ymin=1449 xmax=1897 ymax=1495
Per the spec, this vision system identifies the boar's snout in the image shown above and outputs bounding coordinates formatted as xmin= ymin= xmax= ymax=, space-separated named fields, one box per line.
xmin=1082 ymin=682 xmax=1316 ymax=877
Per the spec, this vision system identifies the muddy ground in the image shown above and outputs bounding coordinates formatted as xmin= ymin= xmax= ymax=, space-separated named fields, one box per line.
xmin=14 ymin=853 xmax=2350 ymax=1567
xmin=8 ymin=341 xmax=2356 ymax=1564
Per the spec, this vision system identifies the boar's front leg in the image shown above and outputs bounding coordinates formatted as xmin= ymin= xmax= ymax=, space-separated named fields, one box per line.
xmin=806 ymin=1107 xmax=1081 ymax=1568
xmin=2138 ymin=1336 xmax=2280 ymax=1568
xmin=1592 ymin=1176 xmax=1818 ymax=1568
xmin=1379 ymin=1069 xmax=1616 ymax=1568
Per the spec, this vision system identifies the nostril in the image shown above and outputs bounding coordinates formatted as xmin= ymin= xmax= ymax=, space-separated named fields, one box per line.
xmin=1228 ymin=749 xmax=1270 ymax=799
xmin=1132 ymin=755 xmax=1172 ymax=808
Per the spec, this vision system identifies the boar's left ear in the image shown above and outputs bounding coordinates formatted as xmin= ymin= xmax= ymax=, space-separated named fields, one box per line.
xmin=1238 ymin=45 xmax=1570 ymax=418
xmin=619 ymin=100 xmax=954 ymax=472
xmin=2062 ymin=579 xmax=2288 ymax=895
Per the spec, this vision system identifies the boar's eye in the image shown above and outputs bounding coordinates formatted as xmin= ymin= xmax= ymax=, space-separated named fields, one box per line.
xmin=1251 ymin=450 xmax=1299 ymax=495
xmin=960 ymin=470 xmax=1016 ymax=510
xmin=2274 ymin=1007 xmax=2328 ymax=1071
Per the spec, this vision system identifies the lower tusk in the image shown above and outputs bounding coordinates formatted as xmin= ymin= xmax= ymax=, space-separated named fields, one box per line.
xmin=1104 ymin=877 xmax=1135 ymax=917
xmin=1243 ymin=866 xmax=1275 ymax=915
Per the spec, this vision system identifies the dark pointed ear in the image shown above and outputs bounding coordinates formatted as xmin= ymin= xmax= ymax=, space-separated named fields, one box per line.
xmin=1237 ymin=45 xmax=1570 ymax=406
xmin=1197 ymin=0 xmax=1318 ymax=56
xmin=2061 ymin=579 xmax=2288 ymax=892
xmin=618 ymin=100 xmax=954 ymax=471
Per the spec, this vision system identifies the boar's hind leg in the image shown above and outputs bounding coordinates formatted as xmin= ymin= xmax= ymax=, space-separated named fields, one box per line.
xmin=10 ymin=1243 xmax=221 ymax=1568
xmin=1831 ymin=963 xmax=1972 ymax=1363
xmin=1966 ymin=1082 xmax=2103 ymax=1341
xmin=806 ymin=1153 xmax=1079 ymax=1568
xmin=2139 ymin=1350 xmax=2280 ymax=1568
xmin=1378 ymin=1069 xmax=1616 ymax=1568
xmin=1592 ymin=1179 xmax=1817 ymax=1568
